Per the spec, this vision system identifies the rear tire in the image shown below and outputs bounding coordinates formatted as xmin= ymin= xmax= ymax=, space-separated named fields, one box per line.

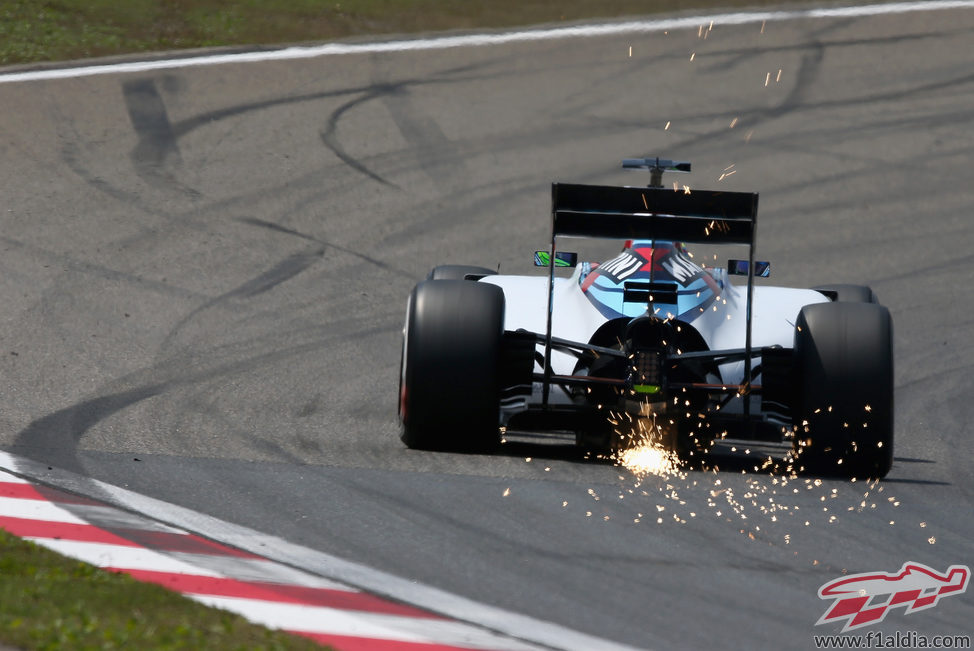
xmin=428 ymin=265 xmax=497 ymax=281
xmin=399 ymin=280 xmax=504 ymax=452
xmin=793 ymin=302 xmax=894 ymax=478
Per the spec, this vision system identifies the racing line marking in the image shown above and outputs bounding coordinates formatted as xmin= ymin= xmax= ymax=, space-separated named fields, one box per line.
xmin=1 ymin=1 xmax=973 ymax=84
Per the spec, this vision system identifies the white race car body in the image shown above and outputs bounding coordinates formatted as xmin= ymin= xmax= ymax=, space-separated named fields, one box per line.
xmin=483 ymin=241 xmax=827 ymax=383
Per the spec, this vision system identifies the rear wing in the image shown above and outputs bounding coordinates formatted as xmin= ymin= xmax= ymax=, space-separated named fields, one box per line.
xmin=551 ymin=183 xmax=758 ymax=243
xmin=541 ymin=179 xmax=761 ymax=410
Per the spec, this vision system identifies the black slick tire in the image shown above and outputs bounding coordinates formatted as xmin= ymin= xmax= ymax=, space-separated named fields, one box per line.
xmin=793 ymin=302 xmax=894 ymax=479
xmin=399 ymin=279 xmax=504 ymax=452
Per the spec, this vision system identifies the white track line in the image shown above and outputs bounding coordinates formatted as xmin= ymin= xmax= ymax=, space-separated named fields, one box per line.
xmin=1 ymin=1 xmax=973 ymax=84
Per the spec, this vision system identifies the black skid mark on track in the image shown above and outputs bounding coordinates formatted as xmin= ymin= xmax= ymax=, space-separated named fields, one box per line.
xmin=0 ymin=234 xmax=207 ymax=302
xmin=12 ymin=313 xmax=395 ymax=473
xmin=157 ymin=246 xmax=326 ymax=355
xmin=701 ymin=28 xmax=962 ymax=74
xmin=56 ymin=117 xmax=178 ymax=222
xmin=237 ymin=217 xmax=320 ymax=243
xmin=124 ymin=79 xmax=180 ymax=168
xmin=130 ymin=65 xmax=508 ymax=193
xmin=122 ymin=78 xmax=200 ymax=197
xmin=222 ymin=248 xmax=326 ymax=300
xmin=237 ymin=217 xmax=405 ymax=275
xmin=5 ymin=317 xmax=387 ymax=535
xmin=320 ymin=88 xmax=401 ymax=189
xmin=6 ymin=384 xmax=201 ymax=553
xmin=166 ymin=54 xmax=512 ymax=142
xmin=379 ymin=81 xmax=466 ymax=191
xmin=12 ymin=385 xmax=167 ymax=476
xmin=57 ymin=85 xmax=367 ymax=220
xmin=661 ymin=56 xmax=974 ymax=162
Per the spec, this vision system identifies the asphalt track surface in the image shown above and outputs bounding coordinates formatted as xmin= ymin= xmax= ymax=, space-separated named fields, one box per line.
xmin=2 ymin=4 xmax=974 ymax=649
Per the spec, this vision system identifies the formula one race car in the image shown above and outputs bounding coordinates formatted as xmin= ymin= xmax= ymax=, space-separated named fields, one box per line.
xmin=398 ymin=159 xmax=894 ymax=479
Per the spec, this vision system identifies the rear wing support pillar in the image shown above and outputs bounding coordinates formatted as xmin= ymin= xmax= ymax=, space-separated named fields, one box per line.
xmin=744 ymin=226 xmax=756 ymax=416
xmin=543 ymin=224 xmax=557 ymax=407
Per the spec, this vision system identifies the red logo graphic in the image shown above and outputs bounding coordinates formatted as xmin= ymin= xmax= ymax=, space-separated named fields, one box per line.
xmin=817 ymin=562 xmax=969 ymax=632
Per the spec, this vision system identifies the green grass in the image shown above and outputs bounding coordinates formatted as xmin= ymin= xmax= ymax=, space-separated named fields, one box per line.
xmin=0 ymin=527 xmax=325 ymax=650
xmin=1 ymin=0 xmax=823 ymax=67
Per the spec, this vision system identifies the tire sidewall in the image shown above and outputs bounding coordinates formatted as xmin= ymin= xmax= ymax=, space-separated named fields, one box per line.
xmin=794 ymin=302 xmax=894 ymax=478
xmin=400 ymin=280 xmax=504 ymax=451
